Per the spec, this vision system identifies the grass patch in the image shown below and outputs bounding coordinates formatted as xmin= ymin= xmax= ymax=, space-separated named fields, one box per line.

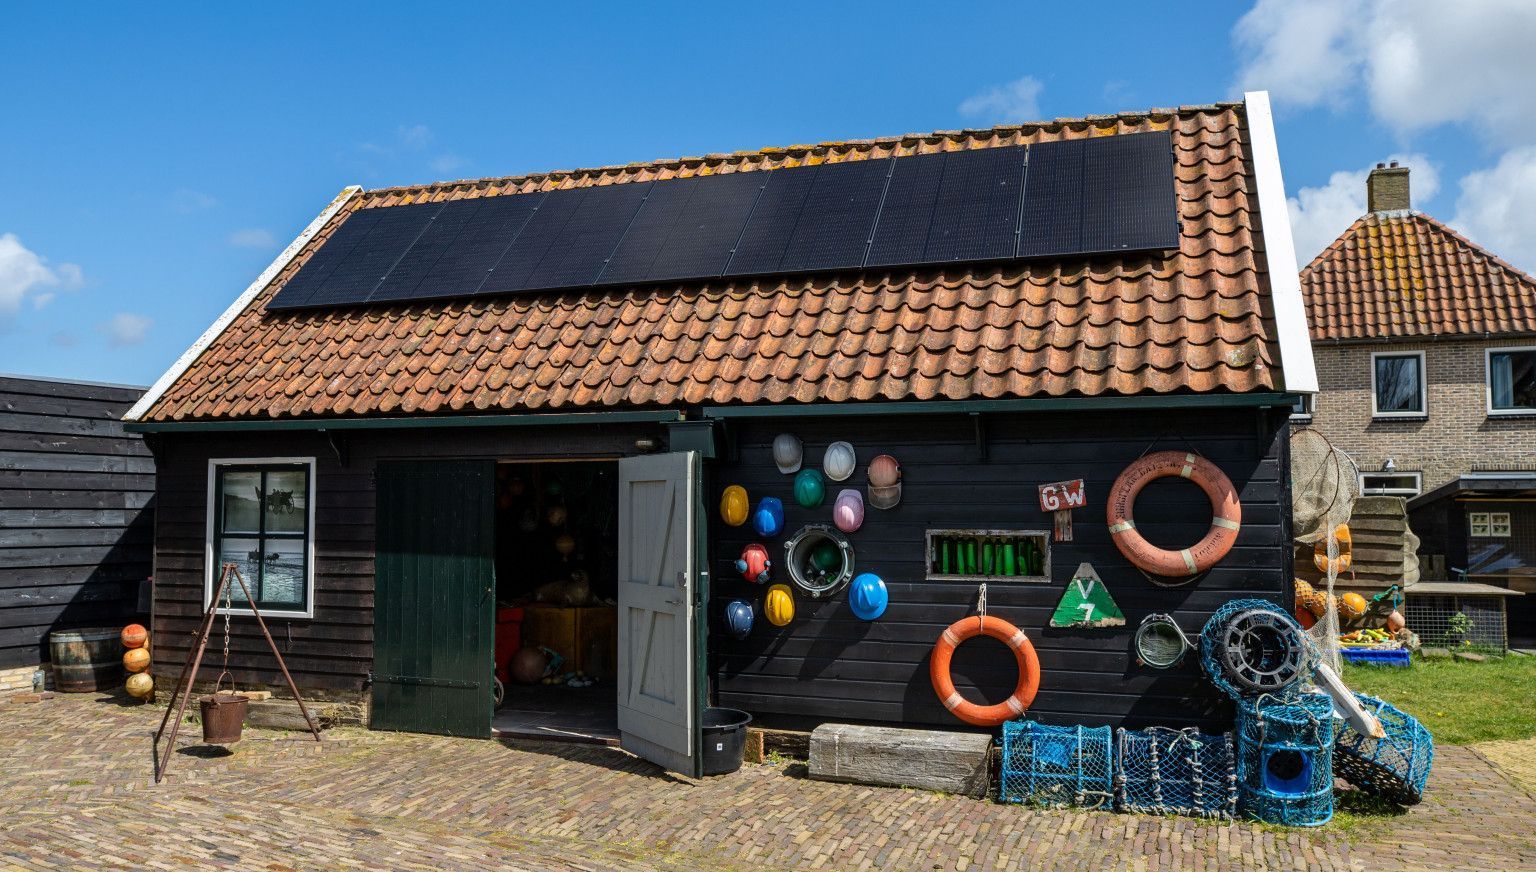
xmin=1343 ymin=655 xmax=1536 ymax=745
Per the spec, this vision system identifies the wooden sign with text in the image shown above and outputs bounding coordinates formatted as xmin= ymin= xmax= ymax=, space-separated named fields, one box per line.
xmin=1038 ymin=479 xmax=1086 ymax=542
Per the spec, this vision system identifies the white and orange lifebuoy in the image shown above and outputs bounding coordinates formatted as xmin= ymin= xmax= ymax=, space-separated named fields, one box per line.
xmin=930 ymin=615 xmax=1040 ymax=727
xmin=1107 ymin=450 xmax=1241 ymax=577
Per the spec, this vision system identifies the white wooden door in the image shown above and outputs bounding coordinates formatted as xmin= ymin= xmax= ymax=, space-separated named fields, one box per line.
xmin=617 ymin=452 xmax=699 ymax=775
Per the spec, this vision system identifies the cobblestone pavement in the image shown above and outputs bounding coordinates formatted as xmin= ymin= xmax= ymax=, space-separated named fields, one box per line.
xmin=3 ymin=694 xmax=1534 ymax=871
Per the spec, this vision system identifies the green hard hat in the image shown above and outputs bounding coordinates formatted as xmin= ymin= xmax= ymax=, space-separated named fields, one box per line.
xmin=793 ymin=468 xmax=826 ymax=508
xmin=809 ymin=540 xmax=842 ymax=573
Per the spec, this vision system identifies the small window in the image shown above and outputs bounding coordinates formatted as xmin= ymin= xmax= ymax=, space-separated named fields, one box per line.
xmin=1488 ymin=347 xmax=1536 ymax=414
xmin=1470 ymin=512 xmax=1511 ymax=538
xmin=1372 ymin=351 xmax=1426 ymax=417
xmin=207 ymin=459 xmax=315 ymax=616
xmin=1358 ymin=472 xmax=1422 ymax=497
xmin=1290 ymin=394 xmax=1314 ymax=420
xmin=926 ymin=529 xmax=1050 ymax=582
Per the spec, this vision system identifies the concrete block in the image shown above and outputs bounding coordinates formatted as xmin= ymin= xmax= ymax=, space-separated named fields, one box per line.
xmin=809 ymin=723 xmax=991 ymax=798
xmin=1455 ymin=651 xmax=1488 ymax=662
xmin=245 ymin=699 xmax=321 ymax=732
xmin=1421 ymin=647 xmax=1452 ymax=659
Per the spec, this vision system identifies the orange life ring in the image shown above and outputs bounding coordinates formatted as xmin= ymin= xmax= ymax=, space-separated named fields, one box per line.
xmin=1313 ymin=524 xmax=1352 ymax=574
xmin=1107 ymin=450 xmax=1241 ymax=577
xmin=929 ymin=615 xmax=1040 ymax=727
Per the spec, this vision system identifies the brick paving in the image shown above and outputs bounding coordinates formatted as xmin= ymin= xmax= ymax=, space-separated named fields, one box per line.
xmin=3 ymin=694 xmax=1535 ymax=871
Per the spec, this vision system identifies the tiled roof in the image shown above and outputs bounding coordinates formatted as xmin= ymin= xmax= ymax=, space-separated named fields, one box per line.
xmin=1301 ymin=211 xmax=1536 ymax=341
xmin=143 ymin=103 xmax=1281 ymax=422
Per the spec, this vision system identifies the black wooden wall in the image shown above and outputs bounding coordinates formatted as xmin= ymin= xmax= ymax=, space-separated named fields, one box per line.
xmin=148 ymin=423 xmax=656 ymax=694
xmin=707 ymin=406 xmax=1292 ymax=732
xmin=0 ymin=376 xmax=154 ymax=669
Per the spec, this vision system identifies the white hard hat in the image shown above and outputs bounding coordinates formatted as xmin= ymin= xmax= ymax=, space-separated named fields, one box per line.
xmin=823 ymin=441 xmax=856 ymax=482
xmin=772 ymin=433 xmax=803 ymax=474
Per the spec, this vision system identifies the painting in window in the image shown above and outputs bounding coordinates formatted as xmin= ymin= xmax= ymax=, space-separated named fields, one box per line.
xmin=1374 ymin=354 xmax=1423 ymax=414
xmin=1489 ymin=350 xmax=1536 ymax=412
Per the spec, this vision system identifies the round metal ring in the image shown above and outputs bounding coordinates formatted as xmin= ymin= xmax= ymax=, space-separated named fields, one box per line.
xmin=783 ymin=524 xmax=855 ymax=598
xmin=1134 ymin=613 xmax=1191 ymax=669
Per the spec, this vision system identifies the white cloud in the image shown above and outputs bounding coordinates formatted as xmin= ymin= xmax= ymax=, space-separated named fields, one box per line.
xmin=1287 ymin=153 xmax=1439 ymax=263
xmin=97 ymin=312 xmax=152 ymax=347
xmin=1451 ymin=146 xmax=1536 ymax=274
xmin=430 ymin=154 xmax=467 ymax=175
xmin=959 ymin=76 xmax=1044 ymax=125
xmin=1235 ymin=0 xmax=1536 ymax=142
xmin=170 ymin=188 xmax=218 ymax=213
xmin=50 ymin=330 xmax=79 ymax=347
xmin=228 ymin=228 xmax=276 ymax=249
xmin=0 ymin=233 xmax=82 ymax=317
xmin=397 ymin=123 xmax=433 ymax=150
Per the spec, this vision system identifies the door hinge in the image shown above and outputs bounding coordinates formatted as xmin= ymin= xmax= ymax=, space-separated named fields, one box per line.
xmin=373 ymin=674 xmax=480 ymax=689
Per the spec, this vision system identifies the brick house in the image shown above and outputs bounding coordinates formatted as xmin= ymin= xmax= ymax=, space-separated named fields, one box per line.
xmin=1298 ymin=163 xmax=1536 ymax=645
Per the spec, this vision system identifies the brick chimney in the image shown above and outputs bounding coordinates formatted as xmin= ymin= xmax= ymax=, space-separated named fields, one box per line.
xmin=1367 ymin=160 xmax=1410 ymax=213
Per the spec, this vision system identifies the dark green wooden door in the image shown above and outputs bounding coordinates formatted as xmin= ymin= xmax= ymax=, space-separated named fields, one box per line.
xmin=371 ymin=460 xmax=495 ymax=737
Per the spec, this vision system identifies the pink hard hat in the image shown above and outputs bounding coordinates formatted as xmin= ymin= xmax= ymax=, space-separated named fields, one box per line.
xmin=834 ymin=489 xmax=864 ymax=533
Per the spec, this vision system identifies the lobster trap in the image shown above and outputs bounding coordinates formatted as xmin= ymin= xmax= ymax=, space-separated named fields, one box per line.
xmin=1334 ymin=691 xmax=1434 ymax=806
xmin=1115 ymin=727 xmax=1237 ymax=819
xmin=1234 ymin=693 xmax=1338 ymax=827
xmin=999 ymin=721 xmax=1115 ymax=809
xmin=1200 ymin=598 xmax=1316 ymax=701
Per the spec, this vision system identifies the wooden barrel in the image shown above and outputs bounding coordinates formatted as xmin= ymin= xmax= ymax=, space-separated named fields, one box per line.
xmin=49 ymin=627 xmax=124 ymax=692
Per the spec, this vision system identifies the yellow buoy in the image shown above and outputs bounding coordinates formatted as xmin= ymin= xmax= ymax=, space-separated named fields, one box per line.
xmin=125 ymin=671 xmax=154 ymax=699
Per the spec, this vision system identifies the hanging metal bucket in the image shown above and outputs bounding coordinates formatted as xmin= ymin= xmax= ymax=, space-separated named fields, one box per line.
xmin=199 ymin=674 xmax=248 ymax=744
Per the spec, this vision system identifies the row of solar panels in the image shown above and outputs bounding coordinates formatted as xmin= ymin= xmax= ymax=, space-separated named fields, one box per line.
xmin=267 ymin=130 xmax=1179 ymax=311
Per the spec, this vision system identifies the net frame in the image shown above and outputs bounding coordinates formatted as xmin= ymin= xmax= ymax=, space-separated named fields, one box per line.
xmin=1115 ymin=726 xmax=1237 ymax=819
xmin=999 ymin=721 xmax=1116 ymax=809
xmin=1289 ymin=428 xmax=1361 ymax=674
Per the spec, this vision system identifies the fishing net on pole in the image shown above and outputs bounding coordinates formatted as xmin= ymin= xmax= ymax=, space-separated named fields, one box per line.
xmin=1290 ymin=428 xmax=1360 ymax=674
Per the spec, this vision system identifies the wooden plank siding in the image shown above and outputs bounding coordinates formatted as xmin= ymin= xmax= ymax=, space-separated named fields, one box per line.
xmin=0 ymin=376 xmax=153 ymax=669
xmin=147 ymin=424 xmax=656 ymax=695
xmin=706 ymin=407 xmax=1293 ymax=732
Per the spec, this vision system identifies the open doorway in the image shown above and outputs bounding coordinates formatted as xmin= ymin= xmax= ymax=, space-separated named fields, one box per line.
xmin=491 ymin=460 xmax=620 ymax=743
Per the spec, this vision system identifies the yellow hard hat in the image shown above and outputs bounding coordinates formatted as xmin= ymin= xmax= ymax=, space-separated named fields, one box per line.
xmin=721 ymin=485 xmax=749 ymax=527
xmin=764 ymin=584 xmax=795 ymax=627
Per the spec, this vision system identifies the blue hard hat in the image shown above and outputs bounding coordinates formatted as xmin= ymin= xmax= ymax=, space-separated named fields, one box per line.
xmin=753 ymin=497 xmax=784 ymax=537
xmin=725 ymin=599 xmax=755 ymax=640
xmin=848 ymin=572 xmax=888 ymax=621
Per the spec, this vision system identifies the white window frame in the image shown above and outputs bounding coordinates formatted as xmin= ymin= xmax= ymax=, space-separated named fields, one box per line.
xmin=1371 ymin=350 xmax=1427 ymax=418
xmin=1358 ymin=471 xmax=1423 ymax=497
xmin=1290 ymin=393 xmax=1314 ymax=420
xmin=205 ymin=457 xmax=317 ymax=619
xmin=1485 ymin=345 xmax=1536 ymax=416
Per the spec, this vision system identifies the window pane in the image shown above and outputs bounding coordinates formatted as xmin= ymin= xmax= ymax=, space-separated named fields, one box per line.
xmin=216 ymin=536 xmax=261 ymax=603
xmin=258 ymin=538 xmax=306 ymax=607
xmin=1375 ymin=356 xmax=1422 ymax=413
xmin=264 ymin=469 xmax=308 ymax=534
xmin=220 ymin=471 xmax=262 ymax=533
xmin=1490 ymin=351 xmax=1536 ymax=411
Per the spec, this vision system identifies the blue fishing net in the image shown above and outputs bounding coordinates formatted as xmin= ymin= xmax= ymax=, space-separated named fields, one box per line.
xmin=999 ymin=721 xmax=1115 ymax=809
xmin=1334 ymin=691 xmax=1433 ymax=806
xmin=1115 ymin=726 xmax=1237 ymax=819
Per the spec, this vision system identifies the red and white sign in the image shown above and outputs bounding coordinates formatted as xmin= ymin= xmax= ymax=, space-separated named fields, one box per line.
xmin=1038 ymin=479 xmax=1087 ymax=513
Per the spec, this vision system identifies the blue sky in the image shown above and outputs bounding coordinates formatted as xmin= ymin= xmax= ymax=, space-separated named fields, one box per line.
xmin=4 ymin=1 xmax=1535 ymax=386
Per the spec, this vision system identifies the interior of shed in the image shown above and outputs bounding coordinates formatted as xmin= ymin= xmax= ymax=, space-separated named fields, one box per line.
xmin=491 ymin=460 xmax=619 ymax=742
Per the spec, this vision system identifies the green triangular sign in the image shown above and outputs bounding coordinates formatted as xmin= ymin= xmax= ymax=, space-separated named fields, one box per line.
xmin=1050 ymin=563 xmax=1125 ymax=628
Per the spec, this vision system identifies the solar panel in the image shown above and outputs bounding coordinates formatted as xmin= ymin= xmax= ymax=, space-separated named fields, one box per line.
xmin=267 ymin=207 xmax=386 ymax=309
xmin=406 ymin=193 xmax=544 ymax=301
xmin=643 ymin=171 xmax=765 ymax=283
xmin=1079 ymin=131 xmax=1179 ymax=253
xmin=598 ymin=176 xmax=701 ymax=286
xmin=865 ymin=151 xmax=946 ymax=268
xmin=367 ymin=198 xmax=484 ymax=303
xmin=521 ymin=182 xmax=652 ymax=291
xmin=479 ymin=187 xmax=586 ymax=294
xmin=723 ymin=165 xmax=818 ymax=277
xmin=778 ymin=158 xmax=891 ymax=273
xmin=924 ymin=145 xmax=1026 ymax=263
xmin=299 ymin=203 xmax=442 ymax=308
xmin=265 ymin=132 xmax=1179 ymax=311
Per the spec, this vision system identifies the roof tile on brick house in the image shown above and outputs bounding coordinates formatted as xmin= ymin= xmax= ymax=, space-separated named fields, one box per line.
xmin=142 ymin=103 xmax=1284 ymax=422
xmin=1301 ymin=211 xmax=1536 ymax=342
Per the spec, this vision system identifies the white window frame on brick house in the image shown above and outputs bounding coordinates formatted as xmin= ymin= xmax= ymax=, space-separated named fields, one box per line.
xmin=1358 ymin=471 xmax=1422 ymax=497
xmin=1485 ymin=345 xmax=1536 ymax=416
xmin=1371 ymin=350 xmax=1427 ymax=418
xmin=1290 ymin=393 xmax=1314 ymax=420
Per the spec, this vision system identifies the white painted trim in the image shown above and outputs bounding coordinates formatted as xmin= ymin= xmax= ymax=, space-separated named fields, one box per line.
xmin=1485 ymin=345 xmax=1536 ymax=416
xmin=1358 ymin=471 xmax=1422 ymax=497
xmin=205 ymin=457 xmax=318 ymax=619
xmin=1370 ymin=350 xmax=1427 ymax=418
xmin=1243 ymin=91 xmax=1318 ymax=394
xmin=124 ymin=186 xmax=363 ymax=422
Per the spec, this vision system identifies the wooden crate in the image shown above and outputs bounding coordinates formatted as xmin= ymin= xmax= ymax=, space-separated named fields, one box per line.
xmin=520 ymin=604 xmax=616 ymax=678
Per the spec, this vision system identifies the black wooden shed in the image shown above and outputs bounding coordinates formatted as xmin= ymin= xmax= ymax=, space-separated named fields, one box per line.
xmin=126 ymin=95 xmax=1317 ymax=776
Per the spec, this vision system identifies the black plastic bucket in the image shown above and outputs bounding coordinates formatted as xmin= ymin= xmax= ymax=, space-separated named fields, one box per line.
xmin=700 ymin=707 xmax=753 ymax=775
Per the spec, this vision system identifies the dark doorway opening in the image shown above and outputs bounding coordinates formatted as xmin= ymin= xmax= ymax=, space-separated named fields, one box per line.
xmin=491 ymin=460 xmax=620 ymax=743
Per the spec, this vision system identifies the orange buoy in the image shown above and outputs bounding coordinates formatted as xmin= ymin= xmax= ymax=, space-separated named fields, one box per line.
xmin=1313 ymin=525 xmax=1353 ymax=574
xmin=1107 ymin=451 xmax=1241 ymax=577
xmin=123 ymin=647 xmax=151 ymax=673
xmin=121 ymin=624 xmax=148 ymax=649
xmin=930 ymin=615 xmax=1040 ymax=727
